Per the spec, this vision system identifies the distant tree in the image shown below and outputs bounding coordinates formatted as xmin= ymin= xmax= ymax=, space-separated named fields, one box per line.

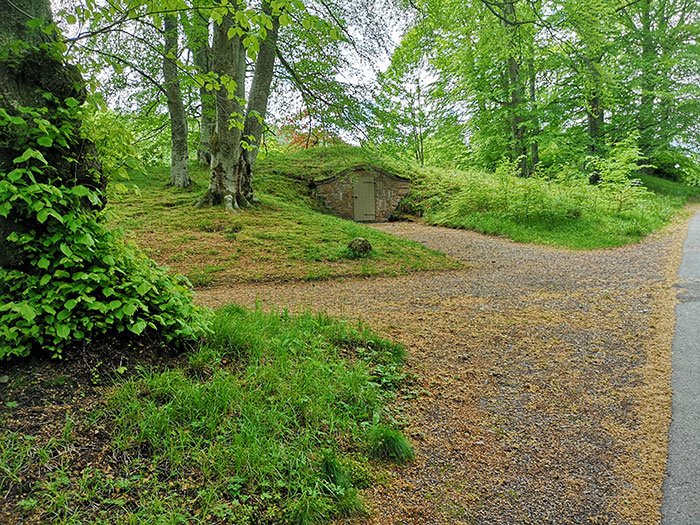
xmin=163 ymin=13 xmax=191 ymax=187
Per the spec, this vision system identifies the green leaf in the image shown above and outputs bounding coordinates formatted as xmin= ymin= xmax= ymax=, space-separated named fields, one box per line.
xmin=16 ymin=303 xmax=36 ymax=321
xmin=60 ymin=243 xmax=73 ymax=257
xmin=122 ymin=303 xmax=137 ymax=316
xmin=128 ymin=320 xmax=147 ymax=335
xmin=55 ymin=324 xmax=70 ymax=339
xmin=14 ymin=148 xmax=47 ymax=165
xmin=70 ymin=186 xmax=91 ymax=197
xmin=37 ymin=257 xmax=50 ymax=269
xmin=37 ymin=136 xmax=53 ymax=147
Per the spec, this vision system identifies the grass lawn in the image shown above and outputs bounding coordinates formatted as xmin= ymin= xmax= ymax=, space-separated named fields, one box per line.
xmin=106 ymin=155 xmax=458 ymax=288
xmin=0 ymin=306 xmax=415 ymax=523
xmin=403 ymin=163 xmax=700 ymax=250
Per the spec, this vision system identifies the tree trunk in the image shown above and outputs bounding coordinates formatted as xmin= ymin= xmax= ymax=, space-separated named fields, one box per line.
xmin=199 ymin=11 xmax=246 ymax=209
xmin=583 ymin=56 xmax=605 ymax=159
xmin=638 ymin=0 xmax=656 ymax=162
xmin=586 ymin=93 xmax=604 ymax=156
xmin=200 ymin=3 xmax=279 ymax=209
xmin=0 ymin=0 xmax=104 ymax=270
xmin=163 ymin=14 xmax=190 ymax=187
xmin=502 ymin=2 xmax=530 ymax=177
xmin=528 ymin=56 xmax=540 ymax=170
xmin=191 ymin=15 xmax=214 ymax=167
xmin=236 ymin=3 xmax=280 ymax=205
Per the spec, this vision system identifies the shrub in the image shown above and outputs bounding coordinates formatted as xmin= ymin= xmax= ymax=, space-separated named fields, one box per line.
xmin=0 ymin=99 xmax=210 ymax=359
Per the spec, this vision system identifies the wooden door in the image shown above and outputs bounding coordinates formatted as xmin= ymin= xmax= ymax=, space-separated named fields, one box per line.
xmin=353 ymin=175 xmax=376 ymax=221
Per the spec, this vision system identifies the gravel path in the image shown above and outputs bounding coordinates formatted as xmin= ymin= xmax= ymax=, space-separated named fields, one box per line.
xmin=196 ymin=212 xmax=695 ymax=524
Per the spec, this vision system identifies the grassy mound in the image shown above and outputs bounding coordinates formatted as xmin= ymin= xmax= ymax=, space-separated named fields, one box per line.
xmin=0 ymin=306 xmax=413 ymax=523
xmin=402 ymin=164 xmax=700 ymax=250
xmin=255 ymin=145 xmax=412 ymax=183
xmin=106 ymin=156 xmax=458 ymax=287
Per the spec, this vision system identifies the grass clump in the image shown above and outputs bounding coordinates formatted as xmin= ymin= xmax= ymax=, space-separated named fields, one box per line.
xmin=1 ymin=305 xmax=410 ymax=523
xmin=369 ymin=425 xmax=415 ymax=464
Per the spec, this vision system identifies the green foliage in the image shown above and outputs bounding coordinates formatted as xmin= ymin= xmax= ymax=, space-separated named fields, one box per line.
xmin=0 ymin=98 xmax=210 ymax=360
xmin=378 ymin=0 xmax=700 ymax=184
xmin=638 ymin=173 xmax=700 ymax=198
xmin=653 ymin=148 xmax=700 ymax=187
xmin=81 ymin=108 xmax=143 ymax=183
xmin=587 ymin=134 xmax=651 ymax=211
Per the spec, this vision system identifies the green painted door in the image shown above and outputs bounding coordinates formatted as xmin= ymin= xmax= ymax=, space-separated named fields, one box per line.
xmin=353 ymin=175 xmax=376 ymax=221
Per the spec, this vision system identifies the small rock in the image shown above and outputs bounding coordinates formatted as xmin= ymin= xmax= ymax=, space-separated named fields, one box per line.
xmin=348 ymin=237 xmax=372 ymax=255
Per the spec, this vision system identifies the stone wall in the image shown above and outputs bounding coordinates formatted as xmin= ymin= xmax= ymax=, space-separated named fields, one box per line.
xmin=315 ymin=167 xmax=411 ymax=222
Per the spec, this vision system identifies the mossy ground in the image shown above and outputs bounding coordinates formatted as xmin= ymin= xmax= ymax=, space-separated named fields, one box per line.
xmin=106 ymin=156 xmax=459 ymax=287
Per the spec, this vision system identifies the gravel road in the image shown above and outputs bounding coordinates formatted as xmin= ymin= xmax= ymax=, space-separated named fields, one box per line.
xmin=196 ymin=212 xmax=694 ymax=524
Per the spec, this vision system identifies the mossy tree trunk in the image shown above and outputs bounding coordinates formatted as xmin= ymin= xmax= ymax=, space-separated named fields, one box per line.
xmin=199 ymin=1 xmax=280 ymax=210
xmin=236 ymin=2 xmax=280 ymax=205
xmin=198 ymin=10 xmax=246 ymax=209
xmin=163 ymin=13 xmax=191 ymax=188
xmin=0 ymin=0 xmax=104 ymax=270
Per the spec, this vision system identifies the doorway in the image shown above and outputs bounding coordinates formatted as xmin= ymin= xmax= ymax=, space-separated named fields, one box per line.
xmin=353 ymin=174 xmax=376 ymax=221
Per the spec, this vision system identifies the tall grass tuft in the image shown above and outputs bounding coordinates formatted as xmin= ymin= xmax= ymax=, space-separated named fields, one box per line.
xmin=369 ymin=425 xmax=415 ymax=464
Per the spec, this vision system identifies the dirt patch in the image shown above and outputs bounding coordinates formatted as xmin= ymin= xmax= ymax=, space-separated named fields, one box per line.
xmin=196 ymin=209 xmax=696 ymax=524
xmin=0 ymin=338 xmax=184 ymax=524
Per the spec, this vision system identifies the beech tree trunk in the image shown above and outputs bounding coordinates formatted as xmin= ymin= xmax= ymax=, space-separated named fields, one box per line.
xmin=583 ymin=56 xmax=605 ymax=158
xmin=191 ymin=15 xmax=214 ymax=167
xmin=236 ymin=3 xmax=280 ymax=205
xmin=528 ymin=56 xmax=540 ymax=170
xmin=0 ymin=0 xmax=104 ymax=270
xmin=638 ymin=0 xmax=656 ymax=163
xmin=586 ymin=93 xmax=604 ymax=156
xmin=502 ymin=2 xmax=530 ymax=177
xmin=163 ymin=14 xmax=190 ymax=188
xmin=199 ymin=11 xmax=246 ymax=209
xmin=199 ymin=2 xmax=279 ymax=209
